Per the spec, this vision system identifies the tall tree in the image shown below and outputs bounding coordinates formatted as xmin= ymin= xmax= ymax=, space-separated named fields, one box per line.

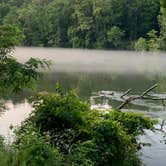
xmin=68 ymin=0 xmax=94 ymax=48
xmin=47 ymin=0 xmax=74 ymax=47
xmin=16 ymin=0 xmax=52 ymax=46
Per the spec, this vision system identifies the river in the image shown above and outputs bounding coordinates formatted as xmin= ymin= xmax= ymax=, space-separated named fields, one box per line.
xmin=1 ymin=47 xmax=166 ymax=165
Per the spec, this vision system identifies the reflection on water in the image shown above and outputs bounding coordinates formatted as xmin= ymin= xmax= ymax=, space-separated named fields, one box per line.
xmin=0 ymin=100 xmax=32 ymax=142
xmin=90 ymin=90 xmax=166 ymax=112
xmin=140 ymin=124 xmax=166 ymax=166
xmin=1 ymin=47 xmax=166 ymax=165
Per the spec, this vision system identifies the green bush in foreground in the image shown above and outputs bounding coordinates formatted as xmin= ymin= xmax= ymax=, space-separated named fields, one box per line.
xmin=0 ymin=87 xmax=156 ymax=166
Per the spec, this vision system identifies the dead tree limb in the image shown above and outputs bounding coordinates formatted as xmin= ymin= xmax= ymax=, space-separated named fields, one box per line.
xmin=140 ymin=84 xmax=158 ymax=97
xmin=162 ymin=100 xmax=165 ymax=107
xmin=160 ymin=120 xmax=165 ymax=131
xmin=117 ymin=84 xmax=166 ymax=110
xmin=121 ymin=89 xmax=132 ymax=98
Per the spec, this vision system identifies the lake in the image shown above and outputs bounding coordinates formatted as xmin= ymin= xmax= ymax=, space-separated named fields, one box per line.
xmin=1 ymin=47 xmax=166 ymax=165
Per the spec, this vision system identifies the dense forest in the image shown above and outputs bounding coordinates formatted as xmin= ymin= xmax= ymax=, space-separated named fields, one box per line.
xmin=0 ymin=0 xmax=166 ymax=50
xmin=1 ymin=1 xmax=166 ymax=165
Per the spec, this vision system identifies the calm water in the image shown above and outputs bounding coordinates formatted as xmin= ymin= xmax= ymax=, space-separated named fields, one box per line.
xmin=1 ymin=47 xmax=166 ymax=165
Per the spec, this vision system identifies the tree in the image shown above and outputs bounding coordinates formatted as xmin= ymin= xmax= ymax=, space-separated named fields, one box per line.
xmin=0 ymin=25 xmax=49 ymax=96
xmin=0 ymin=3 xmax=10 ymax=25
xmin=134 ymin=37 xmax=148 ymax=51
xmin=47 ymin=0 xmax=74 ymax=47
xmin=68 ymin=0 xmax=94 ymax=48
xmin=0 ymin=0 xmax=161 ymax=49
xmin=16 ymin=0 xmax=52 ymax=46
xmin=134 ymin=29 xmax=161 ymax=51
xmin=147 ymin=29 xmax=161 ymax=51
xmin=107 ymin=26 xmax=124 ymax=49
xmin=159 ymin=0 xmax=166 ymax=49
xmin=0 ymin=25 xmax=22 ymax=57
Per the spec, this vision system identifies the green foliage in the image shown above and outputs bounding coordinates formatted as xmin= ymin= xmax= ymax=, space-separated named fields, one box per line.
xmin=66 ymin=141 xmax=96 ymax=166
xmin=0 ymin=23 xmax=60 ymax=166
xmin=92 ymin=120 xmax=140 ymax=166
xmin=32 ymin=86 xmax=90 ymax=132
xmin=16 ymin=0 xmax=52 ymax=46
xmin=68 ymin=0 xmax=94 ymax=48
xmin=0 ymin=125 xmax=63 ymax=166
xmin=134 ymin=37 xmax=148 ymax=51
xmin=0 ymin=139 xmax=16 ymax=166
xmin=136 ymin=0 xmax=166 ymax=51
xmin=159 ymin=0 xmax=166 ymax=49
xmin=0 ymin=57 xmax=50 ymax=96
xmin=0 ymin=3 xmax=10 ymax=24
xmin=13 ymin=87 xmax=156 ymax=166
xmin=29 ymin=85 xmax=91 ymax=153
xmin=107 ymin=26 xmax=124 ymax=49
xmin=147 ymin=30 xmax=161 ymax=51
xmin=104 ymin=111 xmax=156 ymax=136
xmin=0 ymin=25 xmax=23 ymax=57
xmin=0 ymin=0 xmax=160 ymax=49
xmin=47 ymin=0 xmax=73 ymax=47
xmin=135 ymin=30 xmax=161 ymax=51
xmin=0 ymin=25 xmax=50 ymax=96
xmin=13 ymin=123 xmax=63 ymax=166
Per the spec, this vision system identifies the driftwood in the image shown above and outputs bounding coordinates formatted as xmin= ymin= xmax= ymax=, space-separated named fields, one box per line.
xmin=117 ymin=84 xmax=166 ymax=110
xmin=160 ymin=120 xmax=165 ymax=131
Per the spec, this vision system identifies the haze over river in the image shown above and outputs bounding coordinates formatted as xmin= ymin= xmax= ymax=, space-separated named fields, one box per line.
xmin=1 ymin=47 xmax=166 ymax=165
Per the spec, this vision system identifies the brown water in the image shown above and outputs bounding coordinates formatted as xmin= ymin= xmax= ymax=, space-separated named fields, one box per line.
xmin=1 ymin=47 xmax=166 ymax=165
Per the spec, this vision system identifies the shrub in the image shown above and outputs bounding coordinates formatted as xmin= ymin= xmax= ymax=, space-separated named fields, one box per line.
xmin=13 ymin=123 xmax=63 ymax=166
xmin=104 ymin=111 xmax=156 ymax=136
xmin=14 ymin=87 xmax=156 ymax=166
xmin=134 ymin=37 xmax=148 ymax=51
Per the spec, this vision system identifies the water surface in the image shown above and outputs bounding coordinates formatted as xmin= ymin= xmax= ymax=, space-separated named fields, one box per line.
xmin=1 ymin=47 xmax=166 ymax=165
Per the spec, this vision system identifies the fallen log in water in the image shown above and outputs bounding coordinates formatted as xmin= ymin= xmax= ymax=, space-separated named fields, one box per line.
xmin=117 ymin=84 xmax=166 ymax=110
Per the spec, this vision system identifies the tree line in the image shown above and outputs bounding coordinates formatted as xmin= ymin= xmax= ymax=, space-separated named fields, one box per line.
xmin=1 ymin=0 xmax=165 ymax=50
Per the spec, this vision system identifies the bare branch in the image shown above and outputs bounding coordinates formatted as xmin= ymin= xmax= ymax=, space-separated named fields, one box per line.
xmin=161 ymin=120 xmax=165 ymax=131
xmin=140 ymin=84 xmax=158 ymax=97
xmin=142 ymin=96 xmax=166 ymax=100
xmin=117 ymin=84 xmax=165 ymax=110
xmin=162 ymin=100 xmax=165 ymax=107
xmin=121 ymin=89 xmax=132 ymax=98
xmin=117 ymin=99 xmax=131 ymax=110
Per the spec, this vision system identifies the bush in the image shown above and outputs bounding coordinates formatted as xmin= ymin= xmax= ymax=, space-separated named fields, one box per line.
xmin=104 ymin=111 xmax=156 ymax=136
xmin=0 ymin=124 xmax=63 ymax=166
xmin=13 ymin=123 xmax=63 ymax=166
xmin=13 ymin=86 xmax=156 ymax=166
xmin=92 ymin=120 xmax=140 ymax=166
xmin=134 ymin=37 xmax=148 ymax=51
xmin=135 ymin=30 xmax=161 ymax=51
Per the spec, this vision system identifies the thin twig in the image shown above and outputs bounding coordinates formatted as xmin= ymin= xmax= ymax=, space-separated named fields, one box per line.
xmin=121 ymin=89 xmax=132 ymax=98
xmin=162 ymin=100 xmax=165 ymax=107
xmin=161 ymin=120 xmax=165 ymax=131
xmin=140 ymin=84 xmax=158 ymax=97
